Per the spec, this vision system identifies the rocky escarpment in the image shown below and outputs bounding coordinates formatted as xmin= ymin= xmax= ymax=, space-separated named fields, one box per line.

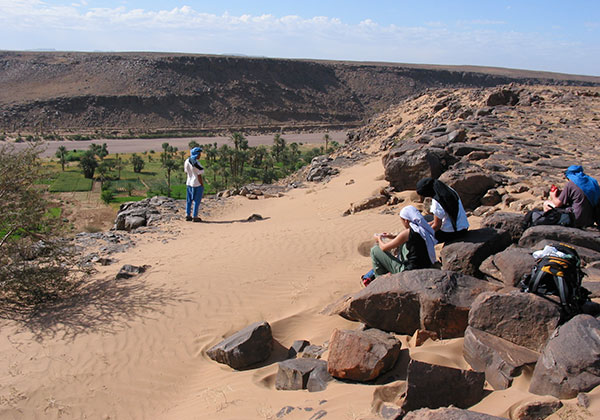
xmin=1 ymin=51 xmax=599 ymax=134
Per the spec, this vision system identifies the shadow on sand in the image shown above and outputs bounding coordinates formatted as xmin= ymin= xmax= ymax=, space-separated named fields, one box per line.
xmin=0 ymin=274 xmax=192 ymax=342
xmin=201 ymin=214 xmax=270 ymax=224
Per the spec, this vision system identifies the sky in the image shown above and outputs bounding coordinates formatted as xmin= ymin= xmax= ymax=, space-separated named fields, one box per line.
xmin=1 ymin=0 xmax=599 ymax=76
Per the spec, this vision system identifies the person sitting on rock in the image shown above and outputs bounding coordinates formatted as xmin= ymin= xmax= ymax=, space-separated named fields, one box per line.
xmin=416 ymin=177 xmax=469 ymax=242
xmin=364 ymin=206 xmax=437 ymax=286
xmin=543 ymin=165 xmax=600 ymax=228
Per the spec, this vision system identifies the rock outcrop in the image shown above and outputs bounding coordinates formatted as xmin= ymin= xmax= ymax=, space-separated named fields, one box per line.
xmin=206 ymin=321 xmax=273 ymax=370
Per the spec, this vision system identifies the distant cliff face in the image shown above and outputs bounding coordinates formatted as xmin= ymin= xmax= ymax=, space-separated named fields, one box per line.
xmin=1 ymin=51 xmax=599 ymax=134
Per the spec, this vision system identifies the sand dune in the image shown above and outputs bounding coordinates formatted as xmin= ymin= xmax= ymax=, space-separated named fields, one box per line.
xmin=0 ymin=156 xmax=597 ymax=419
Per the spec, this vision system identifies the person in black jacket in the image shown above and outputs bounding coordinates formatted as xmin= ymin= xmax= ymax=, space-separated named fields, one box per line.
xmin=365 ymin=206 xmax=438 ymax=285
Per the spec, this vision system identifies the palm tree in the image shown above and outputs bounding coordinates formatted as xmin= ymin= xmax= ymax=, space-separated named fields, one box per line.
xmin=323 ymin=133 xmax=330 ymax=153
xmin=55 ymin=146 xmax=67 ymax=171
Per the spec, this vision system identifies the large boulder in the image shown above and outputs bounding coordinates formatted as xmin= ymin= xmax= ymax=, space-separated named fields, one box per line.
xmin=519 ymin=225 xmax=600 ymax=253
xmin=327 ymin=328 xmax=401 ymax=382
xmin=463 ymin=326 xmax=539 ymax=390
xmin=439 ymin=168 xmax=502 ymax=209
xmin=206 ymin=321 xmax=273 ymax=369
xmin=486 ymin=89 xmax=520 ymax=106
xmin=398 ymin=360 xmax=485 ymax=414
xmin=468 ymin=290 xmax=561 ymax=352
xmin=529 ymin=315 xmax=600 ymax=398
xmin=479 ymin=247 xmax=535 ymax=287
xmin=275 ymin=358 xmax=331 ymax=392
xmin=384 ymin=148 xmax=443 ymax=191
xmin=440 ymin=228 xmax=512 ymax=277
xmin=344 ymin=270 xmax=500 ymax=337
xmin=403 ymin=407 xmax=507 ymax=420
xmin=480 ymin=211 xmax=526 ymax=244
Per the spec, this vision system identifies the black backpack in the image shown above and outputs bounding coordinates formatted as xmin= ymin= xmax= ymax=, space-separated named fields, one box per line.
xmin=523 ymin=208 xmax=575 ymax=230
xmin=521 ymin=243 xmax=589 ymax=317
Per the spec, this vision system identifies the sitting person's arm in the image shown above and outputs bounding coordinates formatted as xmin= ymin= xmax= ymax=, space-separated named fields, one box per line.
xmin=376 ymin=229 xmax=409 ymax=252
xmin=430 ymin=215 xmax=442 ymax=231
xmin=549 ymin=188 xmax=563 ymax=208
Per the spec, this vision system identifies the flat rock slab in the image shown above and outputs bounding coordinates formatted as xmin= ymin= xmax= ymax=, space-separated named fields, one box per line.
xmin=207 ymin=321 xmax=273 ymax=370
xmin=463 ymin=327 xmax=539 ymax=390
xmin=275 ymin=358 xmax=330 ymax=392
xmin=519 ymin=225 xmax=600 ymax=253
xmin=529 ymin=314 xmax=600 ymax=399
xmin=327 ymin=328 xmax=401 ymax=382
xmin=479 ymin=247 xmax=535 ymax=287
xmin=403 ymin=407 xmax=508 ymax=420
xmin=468 ymin=290 xmax=561 ymax=352
xmin=480 ymin=211 xmax=526 ymax=244
xmin=398 ymin=360 xmax=485 ymax=414
xmin=440 ymin=228 xmax=512 ymax=277
xmin=345 ymin=269 xmax=500 ymax=337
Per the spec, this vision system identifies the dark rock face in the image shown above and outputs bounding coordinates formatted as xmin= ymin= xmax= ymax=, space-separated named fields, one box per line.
xmin=345 ymin=270 xmax=500 ymax=337
xmin=519 ymin=225 xmax=600 ymax=253
xmin=480 ymin=212 xmax=526 ymax=244
xmin=479 ymin=247 xmax=535 ymax=287
xmin=398 ymin=360 xmax=486 ymax=414
xmin=529 ymin=315 xmax=600 ymax=398
xmin=440 ymin=228 xmax=512 ymax=277
xmin=384 ymin=148 xmax=443 ymax=191
xmin=468 ymin=290 xmax=561 ymax=351
xmin=206 ymin=321 xmax=273 ymax=369
xmin=463 ymin=327 xmax=539 ymax=390
xmin=327 ymin=328 xmax=401 ymax=382
xmin=275 ymin=358 xmax=330 ymax=392
xmin=486 ymin=89 xmax=520 ymax=106
xmin=287 ymin=340 xmax=310 ymax=358
xmin=403 ymin=407 xmax=508 ymax=420
xmin=439 ymin=168 xmax=501 ymax=209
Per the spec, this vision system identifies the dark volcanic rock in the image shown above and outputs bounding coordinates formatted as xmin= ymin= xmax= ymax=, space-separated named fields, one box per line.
xmin=287 ymin=340 xmax=310 ymax=359
xmin=207 ymin=321 xmax=273 ymax=369
xmin=519 ymin=225 xmax=600 ymax=252
xmin=463 ymin=326 xmax=539 ymax=390
xmin=468 ymin=290 xmax=561 ymax=352
xmin=398 ymin=360 xmax=486 ymax=414
xmin=275 ymin=358 xmax=330 ymax=391
xmin=403 ymin=407 xmax=507 ymax=420
xmin=327 ymin=328 xmax=401 ymax=382
xmin=344 ymin=269 xmax=500 ymax=337
xmin=479 ymin=247 xmax=535 ymax=287
xmin=529 ymin=314 xmax=600 ymax=398
xmin=480 ymin=211 xmax=526 ymax=244
xmin=512 ymin=398 xmax=562 ymax=420
xmin=439 ymin=168 xmax=502 ymax=209
xmin=486 ymin=89 xmax=520 ymax=106
xmin=115 ymin=264 xmax=149 ymax=279
xmin=384 ymin=148 xmax=443 ymax=191
xmin=440 ymin=228 xmax=512 ymax=277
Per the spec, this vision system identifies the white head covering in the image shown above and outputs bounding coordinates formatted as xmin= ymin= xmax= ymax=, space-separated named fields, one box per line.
xmin=399 ymin=205 xmax=438 ymax=264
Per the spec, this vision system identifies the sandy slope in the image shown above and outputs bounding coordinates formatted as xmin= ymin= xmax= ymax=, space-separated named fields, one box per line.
xmin=0 ymin=156 xmax=598 ymax=420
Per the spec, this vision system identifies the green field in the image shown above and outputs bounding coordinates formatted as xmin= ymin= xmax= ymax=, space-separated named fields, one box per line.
xmin=49 ymin=170 xmax=93 ymax=192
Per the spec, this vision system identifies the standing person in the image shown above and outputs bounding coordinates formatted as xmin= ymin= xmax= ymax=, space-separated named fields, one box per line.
xmin=544 ymin=165 xmax=600 ymax=228
xmin=416 ymin=177 xmax=469 ymax=243
xmin=184 ymin=147 xmax=204 ymax=222
xmin=363 ymin=206 xmax=437 ymax=286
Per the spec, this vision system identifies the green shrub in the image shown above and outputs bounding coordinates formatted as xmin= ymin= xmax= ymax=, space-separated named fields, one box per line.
xmin=100 ymin=189 xmax=114 ymax=204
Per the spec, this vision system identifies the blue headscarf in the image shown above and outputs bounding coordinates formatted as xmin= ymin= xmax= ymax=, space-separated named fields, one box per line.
xmin=565 ymin=165 xmax=600 ymax=206
xmin=189 ymin=147 xmax=202 ymax=168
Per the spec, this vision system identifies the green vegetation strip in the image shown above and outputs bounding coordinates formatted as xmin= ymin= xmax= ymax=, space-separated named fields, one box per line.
xmin=49 ymin=171 xmax=93 ymax=192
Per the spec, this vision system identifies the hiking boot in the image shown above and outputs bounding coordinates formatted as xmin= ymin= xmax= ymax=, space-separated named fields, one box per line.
xmin=185 ymin=215 xmax=193 ymax=221
xmin=361 ymin=269 xmax=375 ymax=287
xmin=193 ymin=217 xmax=202 ymax=223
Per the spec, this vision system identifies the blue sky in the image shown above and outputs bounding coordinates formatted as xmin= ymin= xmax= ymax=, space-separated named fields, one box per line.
xmin=1 ymin=1 xmax=599 ymax=76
